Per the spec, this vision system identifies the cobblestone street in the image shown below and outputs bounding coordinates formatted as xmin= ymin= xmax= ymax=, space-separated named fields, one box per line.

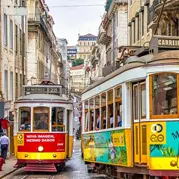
xmin=3 ymin=140 xmax=106 ymax=179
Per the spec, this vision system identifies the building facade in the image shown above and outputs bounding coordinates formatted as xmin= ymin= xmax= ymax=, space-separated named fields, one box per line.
xmin=27 ymin=0 xmax=61 ymax=85
xmin=84 ymin=0 xmax=128 ymax=87
xmin=77 ymin=34 xmax=97 ymax=61
xmin=67 ymin=46 xmax=77 ymax=61
xmin=128 ymin=0 xmax=179 ymax=48
xmin=0 ymin=0 xmax=28 ymax=111
xmin=57 ymin=38 xmax=69 ymax=91
xmin=70 ymin=64 xmax=85 ymax=95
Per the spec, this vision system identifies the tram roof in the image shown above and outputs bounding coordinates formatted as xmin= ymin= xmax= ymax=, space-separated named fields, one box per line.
xmin=16 ymin=94 xmax=71 ymax=102
xmin=83 ymin=50 xmax=179 ymax=94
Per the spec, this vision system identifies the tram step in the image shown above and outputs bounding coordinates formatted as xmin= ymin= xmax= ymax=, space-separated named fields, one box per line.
xmin=24 ymin=163 xmax=57 ymax=172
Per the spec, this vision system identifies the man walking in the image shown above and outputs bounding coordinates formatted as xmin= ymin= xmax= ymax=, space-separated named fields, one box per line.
xmin=0 ymin=132 xmax=10 ymax=163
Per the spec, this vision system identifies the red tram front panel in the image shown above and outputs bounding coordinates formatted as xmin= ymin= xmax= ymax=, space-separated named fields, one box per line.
xmin=17 ymin=133 xmax=65 ymax=153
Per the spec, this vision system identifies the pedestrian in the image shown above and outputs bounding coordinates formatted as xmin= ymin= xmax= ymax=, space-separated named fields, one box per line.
xmin=0 ymin=132 xmax=10 ymax=163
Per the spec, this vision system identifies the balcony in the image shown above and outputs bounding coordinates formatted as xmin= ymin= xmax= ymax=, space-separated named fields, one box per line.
xmin=148 ymin=0 xmax=179 ymax=25
xmin=97 ymin=26 xmax=111 ymax=45
xmin=28 ymin=14 xmax=48 ymax=34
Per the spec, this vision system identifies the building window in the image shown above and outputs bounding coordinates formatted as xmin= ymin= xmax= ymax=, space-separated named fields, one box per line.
xmin=142 ymin=11 xmax=144 ymax=36
xmin=16 ymin=73 xmax=18 ymax=99
xmin=137 ymin=17 xmax=140 ymax=41
xmin=4 ymin=14 xmax=8 ymax=46
xmin=20 ymin=74 xmax=22 ymax=96
xmin=20 ymin=29 xmax=22 ymax=55
xmin=10 ymin=72 xmax=13 ymax=101
xmin=133 ymin=21 xmax=136 ymax=43
xmin=15 ymin=25 xmax=18 ymax=54
xmin=4 ymin=70 xmax=8 ymax=100
xmin=10 ymin=20 xmax=13 ymax=49
xmin=130 ymin=26 xmax=132 ymax=45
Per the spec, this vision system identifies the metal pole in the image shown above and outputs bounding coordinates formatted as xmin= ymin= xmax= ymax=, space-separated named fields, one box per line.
xmin=154 ymin=0 xmax=167 ymax=35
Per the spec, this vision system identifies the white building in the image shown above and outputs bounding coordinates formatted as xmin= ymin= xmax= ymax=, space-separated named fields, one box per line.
xmin=27 ymin=0 xmax=61 ymax=85
xmin=57 ymin=38 xmax=69 ymax=91
xmin=0 ymin=0 xmax=28 ymax=112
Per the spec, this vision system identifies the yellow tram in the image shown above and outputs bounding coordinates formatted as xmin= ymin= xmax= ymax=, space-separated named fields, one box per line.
xmin=81 ymin=50 xmax=179 ymax=179
xmin=14 ymin=81 xmax=74 ymax=172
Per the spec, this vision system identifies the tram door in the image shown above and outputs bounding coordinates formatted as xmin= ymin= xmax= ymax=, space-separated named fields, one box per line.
xmin=132 ymin=81 xmax=147 ymax=164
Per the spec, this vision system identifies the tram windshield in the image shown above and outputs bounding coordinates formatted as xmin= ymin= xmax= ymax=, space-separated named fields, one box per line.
xmin=51 ymin=107 xmax=64 ymax=132
xmin=19 ymin=107 xmax=31 ymax=131
xmin=152 ymin=73 xmax=177 ymax=116
xmin=33 ymin=107 xmax=49 ymax=131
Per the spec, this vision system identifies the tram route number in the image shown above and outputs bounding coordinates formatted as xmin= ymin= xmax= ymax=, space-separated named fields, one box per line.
xmin=17 ymin=134 xmax=24 ymax=146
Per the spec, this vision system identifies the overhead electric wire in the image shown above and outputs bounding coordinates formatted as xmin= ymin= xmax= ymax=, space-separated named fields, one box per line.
xmin=1 ymin=4 xmax=105 ymax=8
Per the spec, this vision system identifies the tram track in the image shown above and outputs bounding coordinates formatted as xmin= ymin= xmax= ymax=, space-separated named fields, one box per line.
xmin=19 ymin=174 xmax=56 ymax=179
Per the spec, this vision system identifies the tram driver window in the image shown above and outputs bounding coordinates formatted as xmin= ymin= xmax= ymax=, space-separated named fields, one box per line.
xmin=33 ymin=107 xmax=49 ymax=131
xmin=152 ymin=73 xmax=177 ymax=116
xmin=52 ymin=107 xmax=64 ymax=132
xmin=19 ymin=107 xmax=31 ymax=131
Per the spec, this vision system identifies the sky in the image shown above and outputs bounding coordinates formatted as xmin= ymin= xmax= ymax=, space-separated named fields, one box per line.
xmin=45 ymin=0 xmax=106 ymax=46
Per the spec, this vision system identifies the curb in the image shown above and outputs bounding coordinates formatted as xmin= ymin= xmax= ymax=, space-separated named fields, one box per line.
xmin=0 ymin=168 xmax=19 ymax=179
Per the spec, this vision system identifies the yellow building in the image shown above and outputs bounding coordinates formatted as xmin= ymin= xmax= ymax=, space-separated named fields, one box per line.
xmin=128 ymin=0 xmax=179 ymax=47
xmin=77 ymin=34 xmax=97 ymax=60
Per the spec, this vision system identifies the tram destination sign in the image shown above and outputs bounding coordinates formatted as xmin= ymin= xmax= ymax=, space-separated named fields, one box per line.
xmin=150 ymin=35 xmax=179 ymax=51
xmin=23 ymin=86 xmax=62 ymax=96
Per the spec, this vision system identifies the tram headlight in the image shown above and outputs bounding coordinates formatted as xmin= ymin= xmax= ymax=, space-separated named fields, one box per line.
xmin=53 ymin=154 xmax=57 ymax=158
xmin=38 ymin=146 xmax=44 ymax=152
xmin=25 ymin=154 xmax=28 ymax=158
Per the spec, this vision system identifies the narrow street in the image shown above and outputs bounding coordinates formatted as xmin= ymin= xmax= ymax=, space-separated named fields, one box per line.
xmin=3 ymin=140 xmax=106 ymax=179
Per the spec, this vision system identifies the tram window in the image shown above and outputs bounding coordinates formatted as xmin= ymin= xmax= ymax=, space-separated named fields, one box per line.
xmin=33 ymin=107 xmax=49 ymax=131
xmin=108 ymin=90 xmax=113 ymax=128
xmin=19 ymin=107 xmax=31 ymax=131
xmin=152 ymin=73 xmax=177 ymax=116
xmin=141 ymin=84 xmax=146 ymax=118
xmin=52 ymin=107 xmax=64 ymax=132
xmin=89 ymin=98 xmax=94 ymax=131
xmin=115 ymin=87 xmax=122 ymax=127
xmin=101 ymin=94 xmax=106 ymax=129
xmin=95 ymin=96 xmax=100 ymax=130
xmin=85 ymin=101 xmax=89 ymax=132
xmin=133 ymin=85 xmax=138 ymax=120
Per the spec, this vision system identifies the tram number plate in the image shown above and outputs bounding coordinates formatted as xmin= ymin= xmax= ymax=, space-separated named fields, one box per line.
xmin=17 ymin=134 xmax=24 ymax=146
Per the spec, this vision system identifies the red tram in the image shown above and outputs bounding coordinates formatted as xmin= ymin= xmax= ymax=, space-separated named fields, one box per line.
xmin=14 ymin=82 xmax=74 ymax=172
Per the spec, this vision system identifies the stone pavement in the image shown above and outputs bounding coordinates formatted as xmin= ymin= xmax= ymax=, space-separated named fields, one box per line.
xmin=0 ymin=156 xmax=17 ymax=179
